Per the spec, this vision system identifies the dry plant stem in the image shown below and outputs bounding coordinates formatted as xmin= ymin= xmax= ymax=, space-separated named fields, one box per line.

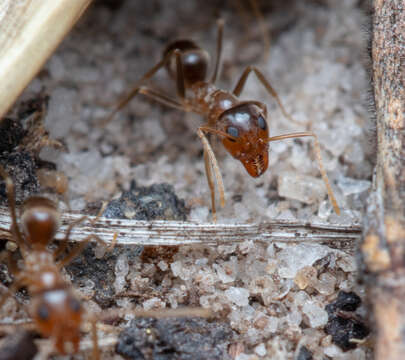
xmin=97 ymin=307 xmax=212 ymax=321
xmin=362 ymin=0 xmax=405 ymax=359
xmin=0 ymin=208 xmax=360 ymax=251
xmin=0 ymin=0 xmax=93 ymax=120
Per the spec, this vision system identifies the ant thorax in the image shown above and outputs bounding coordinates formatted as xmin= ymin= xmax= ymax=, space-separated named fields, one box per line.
xmin=24 ymin=251 xmax=64 ymax=293
xmin=189 ymin=82 xmax=238 ymax=125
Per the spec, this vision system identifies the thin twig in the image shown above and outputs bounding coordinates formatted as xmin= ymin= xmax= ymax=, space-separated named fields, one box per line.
xmin=0 ymin=207 xmax=360 ymax=251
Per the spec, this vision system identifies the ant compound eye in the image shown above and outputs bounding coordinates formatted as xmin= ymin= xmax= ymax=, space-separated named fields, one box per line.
xmin=37 ymin=304 xmax=49 ymax=321
xmin=69 ymin=297 xmax=81 ymax=313
xmin=226 ymin=126 xmax=239 ymax=141
xmin=257 ymin=115 xmax=267 ymax=130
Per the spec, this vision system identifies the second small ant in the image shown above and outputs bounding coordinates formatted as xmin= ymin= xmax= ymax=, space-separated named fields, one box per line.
xmin=0 ymin=168 xmax=210 ymax=357
xmin=0 ymin=166 xmax=106 ymax=358
xmin=106 ymin=20 xmax=340 ymax=221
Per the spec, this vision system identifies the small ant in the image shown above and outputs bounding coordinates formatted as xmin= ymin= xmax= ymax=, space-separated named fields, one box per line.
xmin=0 ymin=168 xmax=210 ymax=357
xmin=0 ymin=166 xmax=105 ymax=358
xmin=105 ymin=20 xmax=340 ymax=221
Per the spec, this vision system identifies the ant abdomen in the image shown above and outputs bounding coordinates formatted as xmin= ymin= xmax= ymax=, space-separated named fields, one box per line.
xmin=164 ymin=40 xmax=210 ymax=86
xmin=21 ymin=196 xmax=60 ymax=248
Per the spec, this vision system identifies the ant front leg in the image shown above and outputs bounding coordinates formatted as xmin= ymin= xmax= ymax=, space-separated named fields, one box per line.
xmin=267 ymin=132 xmax=340 ymax=215
xmin=197 ymin=127 xmax=226 ymax=222
xmin=233 ymin=66 xmax=301 ymax=125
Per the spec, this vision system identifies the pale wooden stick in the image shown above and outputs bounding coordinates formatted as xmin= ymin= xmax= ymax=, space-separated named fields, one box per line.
xmin=0 ymin=0 xmax=93 ymax=120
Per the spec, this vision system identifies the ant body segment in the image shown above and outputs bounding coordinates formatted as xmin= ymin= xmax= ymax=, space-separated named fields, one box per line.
xmin=106 ymin=20 xmax=340 ymax=220
xmin=0 ymin=166 xmax=103 ymax=358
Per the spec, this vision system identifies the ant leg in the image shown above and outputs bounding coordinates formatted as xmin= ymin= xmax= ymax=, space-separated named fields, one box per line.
xmin=267 ymin=132 xmax=340 ymax=215
xmin=231 ymin=0 xmax=270 ymax=60
xmin=210 ymin=19 xmax=224 ymax=84
xmin=174 ymin=49 xmax=186 ymax=100
xmin=0 ymin=269 xmax=29 ymax=308
xmin=197 ymin=127 xmax=226 ymax=221
xmin=6 ymin=251 xmax=19 ymax=279
xmin=247 ymin=0 xmax=271 ymax=59
xmin=0 ymin=166 xmax=25 ymax=250
xmin=233 ymin=66 xmax=301 ymax=125
xmin=203 ymin=149 xmax=217 ymax=222
xmin=54 ymin=202 xmax=112 ymax=260
xmin=138 ymin=86 xmax=187 ymax=111
xmin=88 ymin=315 xmax=100 ymax=360
xmin=57 ymin=233 xmax=117 ymax=269
xmin=0 ymin=284 xmax=18 ymax=309
xmin=0 ymin=246 xmax=19 ymax=278
xmin=104 ymin=49 xmax=181 ymax=125
xmin=53 ymin=215 xmax=88 ymax=259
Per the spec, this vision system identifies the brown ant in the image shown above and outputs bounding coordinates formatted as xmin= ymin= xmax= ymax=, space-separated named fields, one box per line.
xmin=0 ymin=168 xmax=210 ymax=357
xmin=0 ymin=166 xmax=106 ymax=358
xmin=105 ymin=20 xmax=340 ymax=221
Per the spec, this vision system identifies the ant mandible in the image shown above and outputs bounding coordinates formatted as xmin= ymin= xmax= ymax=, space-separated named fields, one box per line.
xmin=0 ymin=166 xmax=106 ymax=359
xmin=106 ymin=20 xmax=340 ymax=221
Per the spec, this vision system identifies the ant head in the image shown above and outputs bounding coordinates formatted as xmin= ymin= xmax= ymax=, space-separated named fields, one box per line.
xmin=164 ymin=40 xmax=210 ymax=87
xmin=219 ymin=102 xmax=269 ymax=177
xmin=32 ymin=289 xmax=83 ymax=354
xmin=20 ymin=196 xmax=60 ymax=248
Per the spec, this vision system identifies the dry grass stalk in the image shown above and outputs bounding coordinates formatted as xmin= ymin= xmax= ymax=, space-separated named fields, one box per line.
xmin=0 ymin=207 xmax=360 ymax=251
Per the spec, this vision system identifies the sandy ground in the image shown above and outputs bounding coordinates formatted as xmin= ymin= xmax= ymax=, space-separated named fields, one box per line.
xmin=0 ymin=0 xmax=374 ymax=359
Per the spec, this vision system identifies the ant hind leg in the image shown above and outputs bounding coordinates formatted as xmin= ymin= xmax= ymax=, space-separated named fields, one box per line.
xmin=231 ymin=0 xmax=271 ymax=61
xmin=103 ymin=48 xmax=187 ymax=125
xmin=247 ymin=0 xmax=271 ymax=59
xmin=210 ymin=19 xmax=224 ymax=84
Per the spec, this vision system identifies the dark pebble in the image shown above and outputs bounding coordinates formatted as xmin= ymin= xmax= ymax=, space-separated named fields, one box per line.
xmin=325 ymin=291 xmax=369 ymax=351
xmin=116 ymin=317 xmax=234 ymax=360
